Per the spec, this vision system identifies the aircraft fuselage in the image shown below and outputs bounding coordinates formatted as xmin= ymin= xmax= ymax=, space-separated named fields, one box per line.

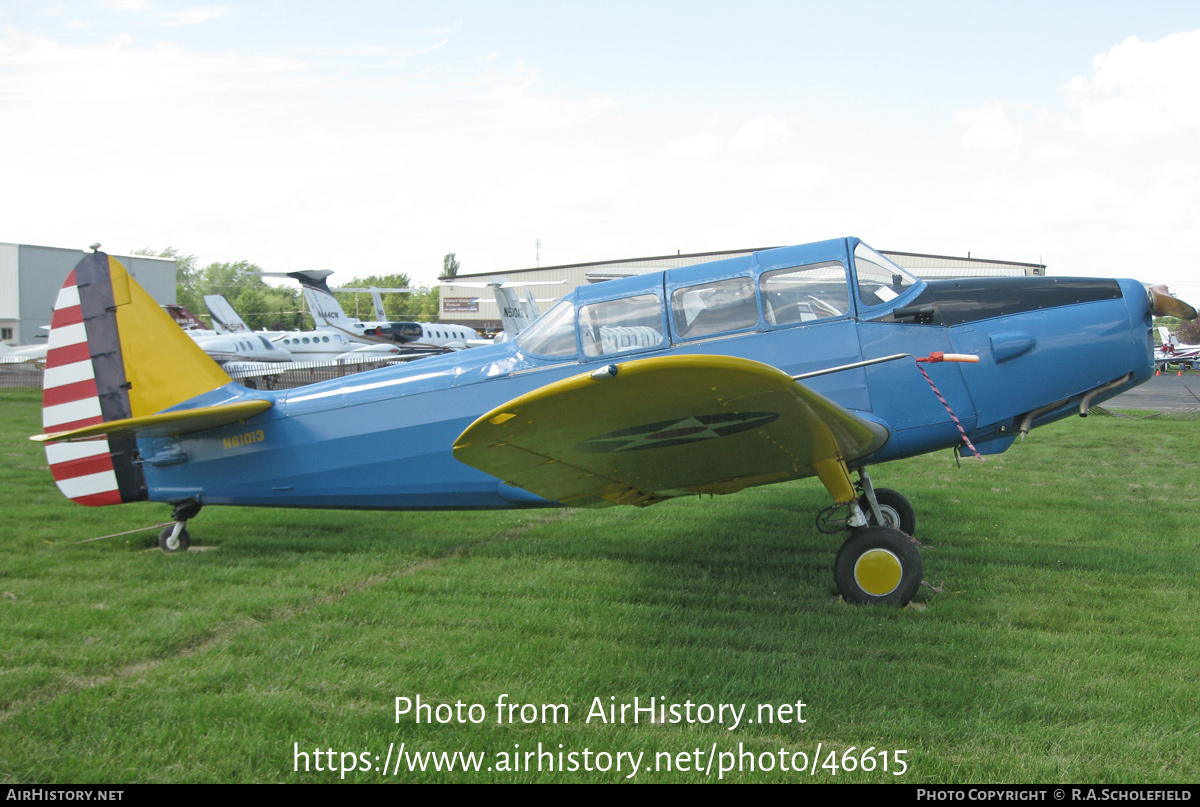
xmin=136 ymin=238 xmax=1155 ymax=511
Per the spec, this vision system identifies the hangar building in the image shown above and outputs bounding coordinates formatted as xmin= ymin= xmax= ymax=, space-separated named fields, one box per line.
xmin=440 ymin=246 xmax=1046 ymax=333
xmin=0 ymin=243 xmax=177 ymax=347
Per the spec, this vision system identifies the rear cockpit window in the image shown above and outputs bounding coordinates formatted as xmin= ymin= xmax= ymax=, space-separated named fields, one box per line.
xmin=855 ymin=243 xmax=916 ymax=307
xmin=579 ymin=294 xmax=664 ymax=357
xmin=760 ymin=262 xmax=849 ymax=325
xmin=515 ymin=300 xmax=577 ymax=357
xmin=671 ymin=277 xmax=758 ymax=339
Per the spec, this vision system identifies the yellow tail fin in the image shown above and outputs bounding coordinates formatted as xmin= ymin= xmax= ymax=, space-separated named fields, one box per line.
xmin=41 ymin=251 xmax=232 ymax=506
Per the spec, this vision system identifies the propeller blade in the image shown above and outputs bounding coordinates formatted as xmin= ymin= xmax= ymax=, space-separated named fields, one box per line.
xmin=1148 ymin=285 xmax=1198 ymax=320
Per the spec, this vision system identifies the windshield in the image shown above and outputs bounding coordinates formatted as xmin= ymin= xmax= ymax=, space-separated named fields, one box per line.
xmin=854 ymin=243 xmax=917 ymax=307
xmin=515 ymin=300 xmax=577 ymax=357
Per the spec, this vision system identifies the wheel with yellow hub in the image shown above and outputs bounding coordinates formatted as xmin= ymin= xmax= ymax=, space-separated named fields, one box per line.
xmin=834 ymin=527 xmax=923 ymax=606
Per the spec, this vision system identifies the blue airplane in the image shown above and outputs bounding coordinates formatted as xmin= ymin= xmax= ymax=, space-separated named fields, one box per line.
xmin=33 ymin=238 xmax=1197 ymax=606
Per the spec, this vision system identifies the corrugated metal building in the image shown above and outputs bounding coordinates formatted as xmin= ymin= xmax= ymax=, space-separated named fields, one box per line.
xmin=0 ymin=243 xmax=177 ymax=346
xmin=440 ymin=246 xmax=1045 ymax=332
xmin=885 ymin=250 xmax=1045 ymax=280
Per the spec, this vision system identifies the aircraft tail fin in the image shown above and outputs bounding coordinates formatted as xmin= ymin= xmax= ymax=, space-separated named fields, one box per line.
xmin=203 ymin=294 xmax=252 ymax=334
xmin=522 ymin=290 xmax=540 ymax=324
xmin=494 ymin=284 xmax=537 ymax=336
xmin=41 ymin=252 xmax=232 ymax=506
xmin=283 ymin=270 xmax=359 ymax=330
xmin=369 ymin=287 xmax=387 ymax=321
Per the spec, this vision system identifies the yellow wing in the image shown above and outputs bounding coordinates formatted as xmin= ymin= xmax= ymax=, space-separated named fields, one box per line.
xmin=453 ymin=354 xmax=888 ymax=508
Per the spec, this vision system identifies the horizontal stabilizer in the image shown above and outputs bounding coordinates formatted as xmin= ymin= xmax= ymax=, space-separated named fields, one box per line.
xmin=33 ymin=399 xmax=272 ymax=444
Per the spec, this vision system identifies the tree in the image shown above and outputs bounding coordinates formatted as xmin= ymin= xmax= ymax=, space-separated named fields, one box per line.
xmin=413 ymin=286 xmax=440 ymax=321
xmin=1177 ymin=317 xmax=1200 ymax=344
xmin=330 ymin=273 xmax=442 ymax=323
xmin=333 ymin=273 xmax=416 ymax=322
xmin=139 ymin=247 xmax=302 ymax=330
xmin=197 ymin=260 xmax=303 ymax=330
xmin=135 ymin=247 xmax=203 ymax=315
xmin=1155 ymin=316 xmax=1200 ymax=345
xmin=231 ymin=287 xmax=271 ymax=330
xmin=439 ymin=252 xmax=460 ymax=281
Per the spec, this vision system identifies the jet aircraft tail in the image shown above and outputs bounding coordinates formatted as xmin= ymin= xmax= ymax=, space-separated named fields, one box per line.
xmin=494 ymin=283 xmax=537 ymax=335
xmin=40 ymin=252 xmax=234 ymax=506
xmin=284 ymin=270 xmax=359 ymax=331
xmin=203 ymin=294 xmax=252 ymax=334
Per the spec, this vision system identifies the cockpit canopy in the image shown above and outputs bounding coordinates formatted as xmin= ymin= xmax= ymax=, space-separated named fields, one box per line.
xmin=515 ymin=238 xmax=918 ymax=359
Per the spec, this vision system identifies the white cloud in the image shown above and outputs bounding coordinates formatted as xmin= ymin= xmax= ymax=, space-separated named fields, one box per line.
xmin=956 ymin=101 xmax=1023 ymax=151
xmin=0 ymin=28 xmax=638 ymax=281
xmin=766 ymin=162 xmax=827 ymax=193
xmin=729 ymin=115 xmax=792 ymax=154
xmin=326 ymin=45 xmax=389 ymax=57
xmin=159 ymin=7 xmax=228 ymax=27
xmin=667 ymin=133 xmax=723 ymax=161
xmin=2 ymin=20 xmax=1199 ymax=305
xmin=385 ymin=39 xmax=450 ymax=66
xmin=917 ymin=28 xmax=1200 ymax=299
xmin=1064 ymin=30 xmax=1200 ymax=143
xmin=1032 ymin=144 xmax=1076 ymax=162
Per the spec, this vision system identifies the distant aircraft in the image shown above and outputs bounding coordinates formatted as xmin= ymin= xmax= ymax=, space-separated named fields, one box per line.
xmin=198 ymin=293 xmax=432 ymax=387
xmin=192 ymin=332 xmax=296 ymax=364
xmin=445 ymin=278 xmax=567 ymax=342
xmin=329 ymin=285 xmax=413 ymax=323
xmin=0 ymin=343 xmax=48 ymax=365
xmin=167 ymin=295 xmax=293 ymax=364
xmin=1154 ymin=325 xmax=1200 ymax=370
xmin=33 ymin=239 xmax=1196 ymax=606
xmin=203 ymin=295 xmax=261 ymax=337
xmin=204 ymin=286 xmax=428 ymax=358
xmin=275 ymin=270 xmax=479 ymax=350
xmin=163 ymin=304 xmax=216 ymax=338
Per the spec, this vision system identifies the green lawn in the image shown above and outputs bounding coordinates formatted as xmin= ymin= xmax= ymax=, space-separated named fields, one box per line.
xmin=1 ymin=388 xmax=1197 ymax=783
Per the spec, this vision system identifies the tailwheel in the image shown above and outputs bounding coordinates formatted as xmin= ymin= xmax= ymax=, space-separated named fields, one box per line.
xmin=159 ymin=499 xmax=201 ymax=552
xmin=834 ymin=526 xmax=923 ymax=606
xmin=158 ymin=523 xmax=191 ymax=553
xmin=858 ymin=487 xmax=916 ymax=536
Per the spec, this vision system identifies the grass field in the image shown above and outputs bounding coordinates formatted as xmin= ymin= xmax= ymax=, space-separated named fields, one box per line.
xmin=1 ymin=386 xmax=1197 ymax=783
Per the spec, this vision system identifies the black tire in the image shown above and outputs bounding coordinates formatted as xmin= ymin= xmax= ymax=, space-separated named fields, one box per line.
xmin=834 ymin=527 xmax=923 ymax=606
xmin=859 ymin=487 xmax=916 ymax=536
xmin=158 ymin=525 xmax=191 ymax=553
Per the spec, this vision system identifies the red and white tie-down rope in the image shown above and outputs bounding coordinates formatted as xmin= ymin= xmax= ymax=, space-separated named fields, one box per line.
xmin=914 ymin=352 xmax=983 ymax=461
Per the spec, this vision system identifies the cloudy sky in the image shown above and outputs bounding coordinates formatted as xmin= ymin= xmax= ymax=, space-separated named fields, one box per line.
xmin=2 ymin=1 xmax=1199 ymax=302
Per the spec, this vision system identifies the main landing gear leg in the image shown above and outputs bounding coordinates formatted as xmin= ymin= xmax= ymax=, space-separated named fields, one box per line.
xmin=823 ymin=466 xmax=923 ymax=606
xmin=856 ymin=468 xmax=916 ymax=536
xmin=158 ymin=499 xmax=202 ymax=553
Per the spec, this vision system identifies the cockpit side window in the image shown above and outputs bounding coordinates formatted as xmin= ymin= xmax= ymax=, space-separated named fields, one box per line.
xmin=671 ymin=277 xmax=758 ymax=339
xmin=579 ymin=294 xmax=664 ymax=357
xmin=759 ymin=261 xmax=849 ymax=325
xmin=515 ymin=300 xmax=577 ymax=357
xmin=854 ymin=243 xmax=916 ymax=308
